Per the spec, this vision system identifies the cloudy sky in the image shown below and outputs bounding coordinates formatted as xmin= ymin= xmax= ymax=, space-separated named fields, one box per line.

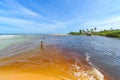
xmin=0 ymin=0 xmax=120 ymax=34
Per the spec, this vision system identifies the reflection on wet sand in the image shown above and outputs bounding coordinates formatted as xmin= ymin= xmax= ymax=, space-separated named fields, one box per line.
xmin=0 ymin=43 xmax=111 ymax=80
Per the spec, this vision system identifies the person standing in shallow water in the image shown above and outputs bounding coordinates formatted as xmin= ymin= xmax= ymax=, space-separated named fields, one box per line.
xmin=40 ymin=41 xmax=44 ymax=50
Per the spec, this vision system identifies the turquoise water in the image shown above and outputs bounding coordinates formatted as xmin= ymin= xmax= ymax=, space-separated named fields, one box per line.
xmin=0 ymin=35 xmax=33 ymax=50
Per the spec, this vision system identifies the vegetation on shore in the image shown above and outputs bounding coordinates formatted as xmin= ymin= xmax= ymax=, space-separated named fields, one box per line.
xmin=69 ymin=28 xmax=120 ymax=38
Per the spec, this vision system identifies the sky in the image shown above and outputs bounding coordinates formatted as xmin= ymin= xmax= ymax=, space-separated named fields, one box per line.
xmin=0 ymin=0 xmax=120 ymax=34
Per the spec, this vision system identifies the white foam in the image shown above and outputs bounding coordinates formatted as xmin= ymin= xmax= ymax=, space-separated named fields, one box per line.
xmin=85 ymin=53 xmax=104 ymax=80
xmin=0 ymin=35 xmax=18 ymax=39
xmin=85 ymin=53 xmax=93 ymax=66
xmin=92 ymin=68 xmax=104 ymax=80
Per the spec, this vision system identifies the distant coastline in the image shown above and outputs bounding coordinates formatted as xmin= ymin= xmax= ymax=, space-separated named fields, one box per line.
xmin=69 ymin=28 xmax=120 ymax=38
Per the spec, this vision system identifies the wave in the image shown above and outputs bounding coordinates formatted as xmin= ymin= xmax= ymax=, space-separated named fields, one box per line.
xmin=0 ymin=35 xmax=19 ymax=39
xmin=85 ymin=53 xmax=111 ymax=80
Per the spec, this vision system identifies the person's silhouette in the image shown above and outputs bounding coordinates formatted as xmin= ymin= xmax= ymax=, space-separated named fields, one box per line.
xmin=40 ymin=41 xmax=44 ymax=50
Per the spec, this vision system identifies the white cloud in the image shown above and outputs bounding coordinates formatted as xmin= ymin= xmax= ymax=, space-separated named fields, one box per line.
xmin=0 ymin=0 xmax=68 ymax=33
xmin=0 ymin=16 xmax=59 ymax=31
xmin=0 ymin=0 xmax=120 ymax=33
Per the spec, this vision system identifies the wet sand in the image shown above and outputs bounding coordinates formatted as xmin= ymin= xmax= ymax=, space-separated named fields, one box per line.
xmin=0 ymin=73 xmax=61 ymax=80
xmin=0 ymin=44 xmax=111 ymax=80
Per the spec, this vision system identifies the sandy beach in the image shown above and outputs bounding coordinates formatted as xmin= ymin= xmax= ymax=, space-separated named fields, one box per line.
xmin=0 ymin=73 xmax=61 ymax=80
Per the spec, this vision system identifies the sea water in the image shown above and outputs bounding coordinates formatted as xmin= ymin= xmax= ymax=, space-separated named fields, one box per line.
xmin=0 ymin=35 xmax=33 ymax=50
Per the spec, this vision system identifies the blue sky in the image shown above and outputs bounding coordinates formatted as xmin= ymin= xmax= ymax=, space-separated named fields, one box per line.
xmin=0 ymin=0 xmax=120 ymax=34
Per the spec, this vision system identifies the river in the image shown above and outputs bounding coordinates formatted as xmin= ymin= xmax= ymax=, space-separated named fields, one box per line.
xmin=0 ymin=35 xmax=119 ymax=80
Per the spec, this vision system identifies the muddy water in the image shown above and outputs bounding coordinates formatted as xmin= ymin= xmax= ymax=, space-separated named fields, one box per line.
xmin=0 ymin=35 xmax=120 ymax=80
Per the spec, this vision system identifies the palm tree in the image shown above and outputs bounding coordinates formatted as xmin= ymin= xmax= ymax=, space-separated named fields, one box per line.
xmin=90 ymin=29 xmax=94 ymax=32
xmin=94 ymin=27 xmax=97 ymax=31
xmin=86 ymin=29 xmax=89 ymax=32
xmin=82 ymin=30 xmax=85 ymax=33
xmin=110 ymin=28 xmax=113 ymax=30
xmin=79 ymin=30 xmax=82 ymax=34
